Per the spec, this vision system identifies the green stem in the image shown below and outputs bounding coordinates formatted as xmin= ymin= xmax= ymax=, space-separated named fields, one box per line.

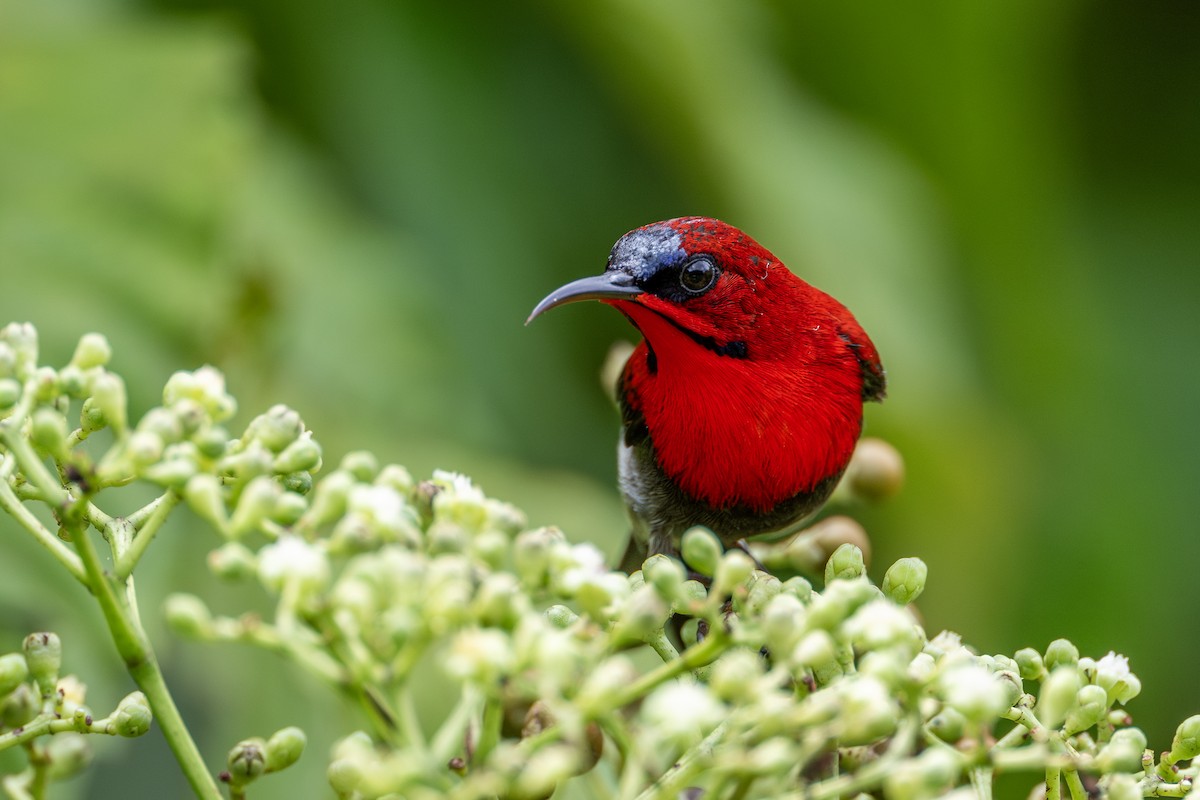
xmin=115 ymin=490 xmax=180 ymax=579
xmin=605 ymin=632 xmax=728 ymax=711
xmin=631 ymin=719 xmax=727 ymax=800
xmin=1046 ymin=766 xmax=1062 ymax=800
xmin=472 ymin=695 xmax=503 ymax=765
xmin=1063 ymin=767 xmax=1087 ymax=800
xmin=805 ymin=716 xmax=920 ymax=800
xmin=70 ymin=519 xmax=221 ymax=798
xmin=0 ymin=469 xmax=85 ymax=583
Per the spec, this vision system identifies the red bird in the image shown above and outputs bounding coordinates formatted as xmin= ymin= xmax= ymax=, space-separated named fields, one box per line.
xmin=529 ymin=217 xmax=885 ymax=572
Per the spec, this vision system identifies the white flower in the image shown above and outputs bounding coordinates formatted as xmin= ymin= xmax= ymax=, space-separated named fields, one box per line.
xmin=940 ymin=663 xmax=1009 ymax=723
xmin=258 ymin=535 xmax=330 ymax=593
xmin=446 ymin=628 xmax=514 ymax=685
xmin=1095 ymin=651 xmax=1141 ymax=704
xmin=843 ymin=599 xmax=920 ymax=655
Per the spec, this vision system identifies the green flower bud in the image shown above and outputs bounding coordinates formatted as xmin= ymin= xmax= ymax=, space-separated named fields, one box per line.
xmin=825 ymin=542 xmax=866 ymax=584
xmin=1101 ymin=774 xmax=1141 ymax=800
xmin=375 ymin=463 xmax=413 ymax=494
xmin=273 ymin=436 xmax=322 ymax=474
xmin=1168 ymin=715 xmax=1200 ymax=764
xmin=472 ymin=573 xmax=528 ymax=630
xmin=44 ymin=733 xmax=92 ymax=780
xmin=230 ymin=475 xmax=281 ymax=538
xmin=513 ymin=527 xmax=565 ymax=589
xmin=164 ymin=367 xmax=236 ymax=424
xmin=1044 ymin=638 xmax=1079 ymax=672
xmin=544 ymin=604 xmax=579 ymax=629
xmin=674 ymin=579 xmax=709 ymax=615
xmin=0 ymin=378 xmax=20 ymax=409
xmin=0 ymin=341 xmax=16 ymax=380
xmin=113 ymin=691 xmax=152 ymax=737
xmin=1096 ymin=727 xmax=1148 ymax=773
xmin=126 ymin=430 xmax=165 ymax=468
xmin=1064 ymin=684 xmax=1108 ymax=735
xmin=327 ymin=757 xmax=364 ymax=794
xmin=881 ymin=557 xmax=927 ymax=605
xmin=1 ymin=323 xmax=38 ymax=380
xmin=258 ymin=535 xmax=330 ymax=596
xmin=70 ymin=333 xmax=112 ymax=370
xmin=31 ymin=367 xmax=57 ymax=403
xmin=23 ymin=632 xmax=61 ymax=697
xmin=928 ymin=706 xmax=967 ymax=743
xmin=611 ymin=586 xmax=670 ymax=645
xmin=738 ymin=571 xmax=783 ymax=617
xmin=761 ymin=593 xmax=807 ymax=655
xmin=1014 ymin=647 xmax=1046 ymax=681
xmin=792 ymin=629 xmax=837 ymax=671
xmin=642 ymin=554 xmax=686 ymax=601
xmin=713 ymin=550 xmax=756 ymax=594
xmin=709 ymin=648 xmax=766 ymax=703
xmin=1 ymin=683 xmax=38 ymax=727
xmin=782 ymin=575 xmax=813 ymax=602
xmin=240 ymin=404 xmax=302 ymax=452
xmin=0 ymin=652 xmax=29 ymax=696
xmin=183 ymin=473 xmax=229 ymax=533
xmin=265 ymin=726 xmax=306 ymax=773
xmin=207 ymin=542 xmax=258 ymax=581
xmin=280 ymin=470 xmax=313 ymax=495
xmin=226 ymin=737 xmax=267 ymax=785
xmin=680 ymin=527 xmax=723 ymax=577
xmin=164 ymin=593 xmax=213 ymax=638
xmin=844 ymin=437 xmax=905 ymax=503
xmin=639 ymin=682 xmax=725 ymax=750
xmin=340 ymin=451 xmax=379 ymax=482
xmin=79 ymin=397 xmax=105 ymax=434
xmin=137 ymin=407 xmax=183 ymax=443
xmin=91 ymin=371 xmax=128 ymax=434
xmin=1037 ymin=667 xmax=1081 ymax=729
xmin=30 ymin=407 xmax=69 ymax=461
xmin=56 ymin=364 xmax=87 ymax=397
xmin=302 ymin=469 xmax=355 ymax=528
xmin=513 ymin=744 xmax=582 ymax=800
xmin=191 ymin=426 xmax=229 ymax=459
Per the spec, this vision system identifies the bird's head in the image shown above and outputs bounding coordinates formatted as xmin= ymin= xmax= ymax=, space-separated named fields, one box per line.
xmin=529 ymin=217 xmax=885 ymax=401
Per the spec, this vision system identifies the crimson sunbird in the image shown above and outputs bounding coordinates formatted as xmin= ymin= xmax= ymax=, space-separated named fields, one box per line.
xmin=528 ymin=217 xmax=886 ymax=573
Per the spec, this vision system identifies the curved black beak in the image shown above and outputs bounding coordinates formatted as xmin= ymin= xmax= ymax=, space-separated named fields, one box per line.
xmin=526 ymin=272 xmax=643 ymax=324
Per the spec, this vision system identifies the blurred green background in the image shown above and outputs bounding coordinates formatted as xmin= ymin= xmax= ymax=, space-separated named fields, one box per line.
xmin=1 ymin=0 xmax=1198 ymax=796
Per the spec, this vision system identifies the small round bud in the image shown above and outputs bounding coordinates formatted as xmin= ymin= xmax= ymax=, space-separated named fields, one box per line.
xmin=639 ymin=682 xmax=725 ymax=750
xmin=836 ymin=675 xmax=899 ymax=745
xmin=164 ymin=367 xmax=236 ymax=423
xmin=825 ymin=542 xmax=866 ymax=584
xmin=544 ymin=604 xmax=579 ymax=629
xmin=280 ymin=470 xmax=313 ymax=495
xmin=113 ymin=691 xmax=152 ymax=737
xmin=680 ymin=527 xmax=722 ymax=577
xmin=709 ymin=648 xmax=766 ymax=704
xmin=0 ymin=652 xmax=29 ymax=696
xmin=183 ymin=473 xmax=229 ymax=533
xmin=90 ymin=371 xmax=128 ymax=434
xmin=265 ymin=726 xmax=306 ymax=773
xmin=1044 ymin=638 xmax=1079 ymax=672
xmin=230 ymin=475 xmax=281 ymax=538
xmin=1102 ymin=774 xmax=1142 ymax=800
xmin=164 ymin=593 xmax=213 ymax=638
xmin=70 ymin=333 xmax=112 ymax=370
xmin=31 ymin=366 xmax=57 ymax=403
xmin=1 ymin=323 xmax=38 ymax=379
xmin=207 ymin=543 xmax=258 ymax=581
xmin=881 ymin=557 xmax=927 ymax=605
xmin=226 ymin=737 xmax=267 ymax=785
xmin=1168 ymin=715 xmax=1200 ymax=764
xmin=1063 ymin=684 xmax=1108 ymax=735
xmin=30 ymin=407 xmax=69 ymax=461
xmin=1014 ymin=647 xmax=1046 ymax=681
xmin=340 ymin=451 xmax=379 ymax=482
xmin=23 ymin=632 xmax=62 ymax=697
xmin=843 ymin=438 xmax=905 ymax=502
xmin=327 ymin=757 xmax=364 ymax=794
xmin=273 ymin=436 xmax=322 ymax=474
xmin=126 ymin=430 xmax=165 ymax=467
xmin=713 ymin=550 xmax=755 ymax=594
xmin=1096 ymin=727 xmax=1148 ymax=773
xmin=1037 ymin=667 xmax=1081 ymax=730
xmin=808 ymin=516 xmax=872 ymax=570
xmin=0 ymin=378 xmax=20 ymax=409
xmin=1 ymin=683 xmax=37 ymax=727
xmin=137 ymin=407 xmax=183 ymax=443
xmin=243 ymin=404 xmax=303 ymax=452
xmin=940 ymin=663 xmax=1010 ymax=724
xmin=843 ymin=599 xmax=920 ymax=657
xmin=928 ymin=706 xmax=967 ymax=743
xmin=302 ymin=470 xmax=354 ymax=528
xmin=642 ymin=554 xmax=686 ymax=601
xmin=191 ymin=426 xmax=229 ymax=459
xmin=271 ymin=491 xmax=308 ymax=526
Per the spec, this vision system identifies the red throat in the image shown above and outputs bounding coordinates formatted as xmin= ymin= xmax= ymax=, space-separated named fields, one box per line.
xmin=612 ymin=298 xmax=865 ymax=513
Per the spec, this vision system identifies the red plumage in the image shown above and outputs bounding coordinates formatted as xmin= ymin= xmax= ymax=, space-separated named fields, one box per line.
xmin=529 ymin=217 xmax=885 ymax=571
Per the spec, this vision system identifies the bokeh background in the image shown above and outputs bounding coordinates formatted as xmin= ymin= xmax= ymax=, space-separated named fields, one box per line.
xmin=1 ymin=0 xmax=1198 ymax=796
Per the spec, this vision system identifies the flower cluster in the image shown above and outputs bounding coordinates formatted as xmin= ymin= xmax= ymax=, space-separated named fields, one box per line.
xmin=1 ymin=322 xmax=1198 ymax=800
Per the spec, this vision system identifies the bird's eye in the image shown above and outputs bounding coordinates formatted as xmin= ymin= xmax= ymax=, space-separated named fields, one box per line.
xmin=679 ymin=257 xmax=718 ymax=294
